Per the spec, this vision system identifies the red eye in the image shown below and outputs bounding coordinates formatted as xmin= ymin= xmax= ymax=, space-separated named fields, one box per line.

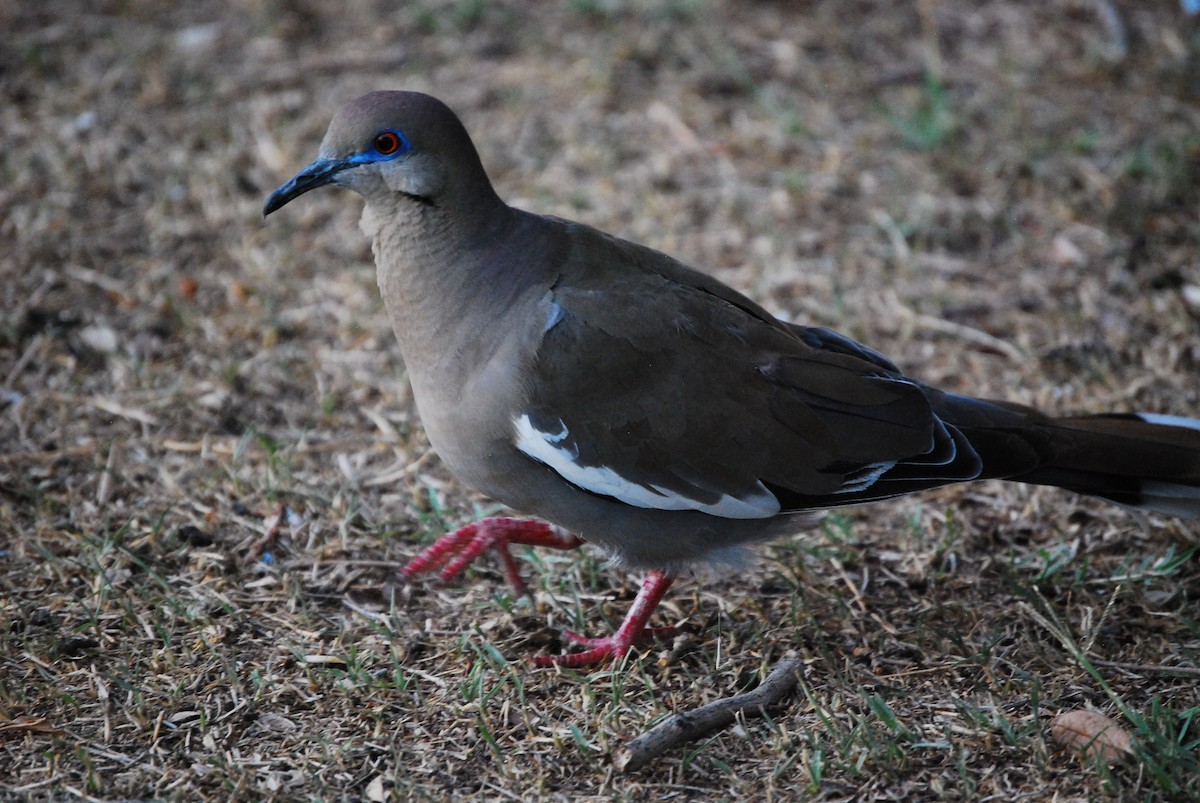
xmin=373 ymin=132 xmax=401 ymax=155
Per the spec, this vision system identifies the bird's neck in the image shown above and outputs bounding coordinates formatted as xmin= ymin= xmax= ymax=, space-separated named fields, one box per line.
xmin=362 ymin=196 xmax=557 ymax=366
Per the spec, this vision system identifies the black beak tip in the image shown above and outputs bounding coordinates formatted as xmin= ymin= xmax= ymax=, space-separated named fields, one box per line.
xmin=263 ymin=180 xmax=302 ymax=218
xmin=261 ymin=158 xmax=346 ymax=220
xmin=262 ymin=191 xmax=286 ymax=218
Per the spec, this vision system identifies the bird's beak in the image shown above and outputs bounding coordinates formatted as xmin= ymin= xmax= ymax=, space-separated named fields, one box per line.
xmin=263 ymin=157 xmax=352 ymax=216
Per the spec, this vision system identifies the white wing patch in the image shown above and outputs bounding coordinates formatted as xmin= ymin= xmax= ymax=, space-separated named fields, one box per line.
xmin=512 ymin=414 xmax=780 ymax=519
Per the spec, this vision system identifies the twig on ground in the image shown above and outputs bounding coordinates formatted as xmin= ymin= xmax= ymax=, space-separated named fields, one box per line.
xmin=246 ymin=503 xmax=288 ymax=562
xmin=613 ymin=653 xmax=805 ymax=773
xmin=1089 ymin=659 xmax=1200 ymax=679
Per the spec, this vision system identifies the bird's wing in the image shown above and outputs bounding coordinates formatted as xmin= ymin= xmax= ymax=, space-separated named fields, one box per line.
xmin=512 ymin=226 xmax=983 ymax=517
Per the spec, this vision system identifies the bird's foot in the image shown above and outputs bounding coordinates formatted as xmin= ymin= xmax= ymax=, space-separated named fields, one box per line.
xmin=533 ymin=569 xmax=676 ymax=668
xmin=400 ymin=516 xmax=582 ymax=597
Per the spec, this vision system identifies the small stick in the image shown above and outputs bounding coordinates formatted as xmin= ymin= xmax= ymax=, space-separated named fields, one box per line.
xmin=247 ymin=503 xmax=287 ymax=562
xmin=95 ymin=439 xmax=123 ymax=507
xmin=1089 ymin=658 xmax=1200 ymax=679
xmin=613 ymin=653 xmax=805 ymax=773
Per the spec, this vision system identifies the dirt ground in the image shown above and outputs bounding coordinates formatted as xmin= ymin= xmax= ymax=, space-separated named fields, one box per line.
xmin=3 ymin=0 xmax=1200 ymax=800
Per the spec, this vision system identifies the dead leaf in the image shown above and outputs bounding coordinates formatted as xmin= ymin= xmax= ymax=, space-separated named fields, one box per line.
xmin=257 ymin=712 xmax=298 ymax=733
xmin=1181 ymin=284 xmax=1200 ymax=315
xmin=302 ymin=654 xmax=347 ymax=668
xmin=0 ymin=716 xmax=66 ymax=737
xmin=1051 ymin=233 xmax=1087 ymax=267
xmin=1050 ymin=710 xmax=1134 ymax=764
xmin=78 ymin=324 xmax=119 ymax=353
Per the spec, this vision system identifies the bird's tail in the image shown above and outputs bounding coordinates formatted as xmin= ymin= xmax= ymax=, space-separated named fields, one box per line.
xmin=936 ymin=395 xmax=1200 ymax=519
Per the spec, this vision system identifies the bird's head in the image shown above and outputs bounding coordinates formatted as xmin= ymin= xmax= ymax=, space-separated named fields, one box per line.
xmin=264 ymin=90 xmax=496 ymax=216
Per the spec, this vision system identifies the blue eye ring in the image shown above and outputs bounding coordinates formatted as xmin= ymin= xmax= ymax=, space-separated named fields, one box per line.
xmin=371 ymin=129 xmax=409 ymax=159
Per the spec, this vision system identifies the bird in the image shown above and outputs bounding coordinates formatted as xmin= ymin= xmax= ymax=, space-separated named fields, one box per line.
xmin=265 ymin=90 xmax=1200 ymax=668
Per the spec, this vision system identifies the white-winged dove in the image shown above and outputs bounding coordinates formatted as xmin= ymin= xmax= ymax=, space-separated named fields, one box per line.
xmin=265 ymin=91 xmax=1200 ymax=667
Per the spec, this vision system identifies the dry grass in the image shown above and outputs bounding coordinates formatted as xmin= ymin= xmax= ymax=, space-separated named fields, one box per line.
xmin=3 ymin=0 xmax=1200 ymax=799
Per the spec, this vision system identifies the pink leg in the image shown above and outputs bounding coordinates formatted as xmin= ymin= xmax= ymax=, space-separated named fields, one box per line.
xmin=533 ymin=569 xmax=675 ymax=668
xmin=400 ymin=517 xmax=582 ymax=597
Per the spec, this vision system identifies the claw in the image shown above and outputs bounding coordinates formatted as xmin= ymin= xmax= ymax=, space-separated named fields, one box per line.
xmin=400 ymin=517 xmax=582 ymax=597
xmin=533 ymin=570 xmax=675 ymax=667
xmin=402 ymin=521 xmax=676 ymax=668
